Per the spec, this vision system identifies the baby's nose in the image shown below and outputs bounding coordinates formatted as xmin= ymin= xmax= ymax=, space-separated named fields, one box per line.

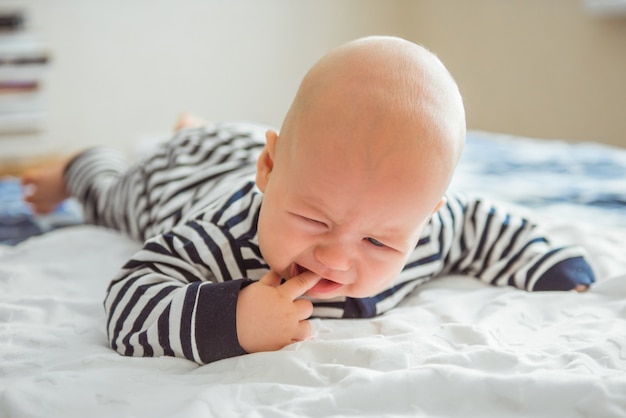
xmin=313 ymin=241 xmax=353 ymax=272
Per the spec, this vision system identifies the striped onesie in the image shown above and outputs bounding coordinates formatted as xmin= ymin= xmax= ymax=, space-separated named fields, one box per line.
xmin=64 ymin=122 xmax=595 ymax=364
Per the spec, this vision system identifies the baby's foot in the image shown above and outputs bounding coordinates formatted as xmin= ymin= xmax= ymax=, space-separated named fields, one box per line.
xmin=21 ymin=157 xmax=72 ymax=214
xmin=174 ymin=112 xmax=206 ymax=132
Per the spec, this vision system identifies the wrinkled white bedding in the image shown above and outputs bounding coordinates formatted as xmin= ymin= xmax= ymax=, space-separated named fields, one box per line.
xmin=1 ymin=132 xmax=626 ymax=417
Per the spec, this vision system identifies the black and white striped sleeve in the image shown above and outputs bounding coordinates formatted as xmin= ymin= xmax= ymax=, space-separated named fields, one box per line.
xmin=439 ymin=194 xmax=596 ymax=291
xmin=103 ymin=217 xmax=255 ymax=364
xmin=103 ymin=181 xmax=267 ymax=365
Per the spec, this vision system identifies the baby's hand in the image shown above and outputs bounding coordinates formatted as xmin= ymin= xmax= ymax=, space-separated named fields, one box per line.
xmin=236 ymin=269 xmax=320 ymax=354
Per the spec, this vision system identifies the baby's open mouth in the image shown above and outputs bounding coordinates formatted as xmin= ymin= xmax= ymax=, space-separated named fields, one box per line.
xmin=310 ymin=278 xmax=343 ymax=294
xmin=291 ymin=263 xmax=343 ymax=295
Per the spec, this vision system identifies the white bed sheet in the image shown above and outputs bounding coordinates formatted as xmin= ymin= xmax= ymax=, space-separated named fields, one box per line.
xmin=1 ymin=131 xmax=626 ymax=418
xmin=2 ymin=223 xmax=625 ymax=418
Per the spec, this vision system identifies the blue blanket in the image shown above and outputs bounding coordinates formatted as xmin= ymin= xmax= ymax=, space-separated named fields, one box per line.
xmin=450 ymin=131 xmax=626 ymax=227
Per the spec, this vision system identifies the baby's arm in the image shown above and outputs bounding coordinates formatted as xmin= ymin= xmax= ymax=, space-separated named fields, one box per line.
xmin=105 ymin=220 xmax=318 ymax=364
xmin=440 ymin=194 xmax=595 ymax=291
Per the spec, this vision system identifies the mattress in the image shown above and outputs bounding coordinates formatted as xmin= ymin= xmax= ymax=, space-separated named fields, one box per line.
xmin=1 ymin=130 xmax=625 ymax=417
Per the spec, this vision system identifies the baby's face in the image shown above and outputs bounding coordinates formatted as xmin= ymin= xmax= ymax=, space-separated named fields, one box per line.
xmin=254 ymin=37 xmax=464 ymax=299
xmin=256 ymin=129 xmax=446 ymax=300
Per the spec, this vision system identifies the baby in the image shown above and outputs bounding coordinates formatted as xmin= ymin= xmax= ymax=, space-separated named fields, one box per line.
xmin=22 ymin=36 xmax=594 ymax=364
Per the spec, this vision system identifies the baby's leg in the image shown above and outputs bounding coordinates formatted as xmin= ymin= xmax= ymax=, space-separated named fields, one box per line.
xmin=22 ymin=116 xmax=264 ymax=242
xmin=42 ymin=113 xmax=207 ymax=240
xmin=21 ymin=155 xmax=74 ymax=214
xmin=21 ymin=149 xmax=138 ymax=239
xmin=21 ymin=113 xmax=204 ymax=216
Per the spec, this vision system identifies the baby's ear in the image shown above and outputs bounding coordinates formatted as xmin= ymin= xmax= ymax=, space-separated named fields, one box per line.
xmin=255 ymin=130 xmax=278 ymax=192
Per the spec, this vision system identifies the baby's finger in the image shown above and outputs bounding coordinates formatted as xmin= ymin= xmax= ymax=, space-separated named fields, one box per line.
xmin=258 ymin=270 xmax=283 ymax=287
xmin=293 ymin=298 xmax=314 ymax=320
xmin=281 ymin=270 xmax=321 ymax=300
xmin=291 ymin=318 xmax=313 ymax=343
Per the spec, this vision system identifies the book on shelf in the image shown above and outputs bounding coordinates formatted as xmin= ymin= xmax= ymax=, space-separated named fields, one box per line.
xmin=0 ymin=10 xmax=24 ymax=32
xmin=0 ymin=32 xmax=50 ymax=87
xmin=0 ymin=10 xmax=50 ymax=135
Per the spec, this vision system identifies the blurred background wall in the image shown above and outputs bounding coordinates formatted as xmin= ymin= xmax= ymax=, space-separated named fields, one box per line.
xmin=408 ymin=0 xmax=626 ymax=148
xmin=1 ymin=0 xmax=624 ymax=165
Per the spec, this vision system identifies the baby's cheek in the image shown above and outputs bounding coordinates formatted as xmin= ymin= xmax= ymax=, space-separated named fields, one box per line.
xmin=374 ymin=264 xmax=405 ymax=291
xmin=351 ymin=273 xmax=395 ymax=298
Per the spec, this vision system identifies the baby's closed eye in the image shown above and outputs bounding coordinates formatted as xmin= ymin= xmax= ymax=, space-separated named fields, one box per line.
xmin=366 ymin=237 xmax=386 ymax=247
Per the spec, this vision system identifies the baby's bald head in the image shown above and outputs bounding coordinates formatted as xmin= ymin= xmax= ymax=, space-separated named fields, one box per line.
xmin=274 ymin=36 xmax=465 ymax=201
